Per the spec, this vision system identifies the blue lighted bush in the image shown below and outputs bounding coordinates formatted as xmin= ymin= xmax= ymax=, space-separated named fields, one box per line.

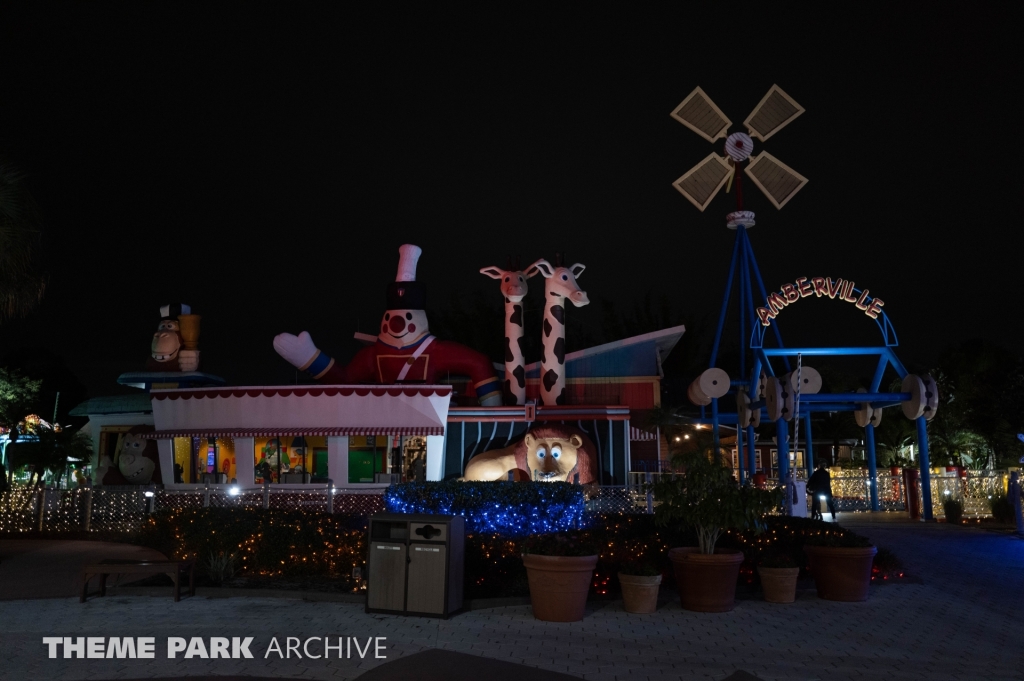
xmin=383 ymin=480 xmax=587 ymax=536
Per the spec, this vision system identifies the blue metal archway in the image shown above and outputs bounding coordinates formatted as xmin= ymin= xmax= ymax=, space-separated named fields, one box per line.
xmin=697 ymin=221 xmax=935 ymax=520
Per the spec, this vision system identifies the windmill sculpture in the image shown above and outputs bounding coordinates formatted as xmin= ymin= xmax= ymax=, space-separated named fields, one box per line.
xmin=671 ymin=84 xmax=808 ymax=226
xmin=671 ymin=86 xmax=941 ymax=520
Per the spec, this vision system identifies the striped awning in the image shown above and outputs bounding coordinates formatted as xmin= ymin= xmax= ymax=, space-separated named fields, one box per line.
xmin=153 ymin=426 xmax=444 ymax=439
xmin=151 ymin=384 xmax=451 ymax=440
xmin=630 ymin=426 xmax=659 ymax=442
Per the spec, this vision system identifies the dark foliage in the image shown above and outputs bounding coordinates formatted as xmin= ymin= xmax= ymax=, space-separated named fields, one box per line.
xmin=988 ymin=494 xmax=1015 ymax=524
xmin=757 ymin=548 xmax=798 ymax=569
xmin=521 ymin=531 xmax=598 ymax=557
xmin=136 ymin=508 xmax=367 ymax=586
xmin=942 ymin=497 xmax=964 ymax=524
xmin=871 ymin=547 xmax=905 ymax=581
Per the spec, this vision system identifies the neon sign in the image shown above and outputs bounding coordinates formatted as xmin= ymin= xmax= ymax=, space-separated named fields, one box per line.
xmin=757 ymin=277 xmax=884 ymax=326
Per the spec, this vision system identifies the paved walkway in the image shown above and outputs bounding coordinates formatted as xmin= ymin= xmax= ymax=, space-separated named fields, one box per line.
xmin=0 ymin=519 xmax=1022 ymax=681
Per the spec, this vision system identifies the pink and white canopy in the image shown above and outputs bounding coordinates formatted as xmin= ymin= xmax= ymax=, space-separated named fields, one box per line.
xmin=150 ymin=385 xmax=452 ymax=439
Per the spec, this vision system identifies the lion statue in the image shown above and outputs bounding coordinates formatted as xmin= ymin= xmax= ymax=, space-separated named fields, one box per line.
xmin=462 ymin=425 xmax=598 ymax=485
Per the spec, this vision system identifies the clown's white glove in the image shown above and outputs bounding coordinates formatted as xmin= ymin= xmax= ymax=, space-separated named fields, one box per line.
xmin=273 ymin=331 xmax=319 ymax=369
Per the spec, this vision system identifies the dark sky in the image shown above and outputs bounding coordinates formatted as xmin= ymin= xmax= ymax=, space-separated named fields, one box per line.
xmin=1 ymin=3 xmax=1020 ymax=402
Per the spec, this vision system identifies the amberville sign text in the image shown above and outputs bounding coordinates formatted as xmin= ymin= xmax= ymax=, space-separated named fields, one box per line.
xmin=757 ymin=277 xmax=884 ymax=326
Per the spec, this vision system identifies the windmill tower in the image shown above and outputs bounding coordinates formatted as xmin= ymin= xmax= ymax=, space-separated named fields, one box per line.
xmin=669 ymin=86 xmax=940 ymax=520
xmin=671 ymin=84 xmax=808 ymax=221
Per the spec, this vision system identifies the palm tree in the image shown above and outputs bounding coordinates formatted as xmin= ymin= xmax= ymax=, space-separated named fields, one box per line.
xmin=813 ymin=411 xmax=860 ymax=467
xmin=8 ymin=424 xmax=92 ymax=487
xmin=0 ymin=161 xmax=47 ymax=323
xmin=873 ymin=413 xmax=916 ymax=467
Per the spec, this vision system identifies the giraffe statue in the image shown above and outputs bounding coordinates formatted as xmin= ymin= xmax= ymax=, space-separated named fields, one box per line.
xmin=480 ymin=257 xmax=542 ymax=405
xmin=532 ymin=254 xmax=589 ymax=406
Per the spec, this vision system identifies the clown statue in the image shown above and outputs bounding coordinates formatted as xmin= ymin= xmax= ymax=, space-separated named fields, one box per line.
xmin=273 ymin=245 xmax=502 ymax=405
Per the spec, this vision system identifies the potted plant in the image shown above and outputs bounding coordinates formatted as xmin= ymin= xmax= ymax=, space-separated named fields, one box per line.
xmin=617 ymin=560 xmax=662 ymax=613
xmin=521 ymin=532 xmax=599 ymax=622
xmin=943 ymin=496 xmax=964 ymax=524
xmin=803 ymin=529 xmax=877 ymax=602
xmin=757 ymin=549 xmax=799 ymax=604
xmin=653 ymin=452 xmax=782 ymax=612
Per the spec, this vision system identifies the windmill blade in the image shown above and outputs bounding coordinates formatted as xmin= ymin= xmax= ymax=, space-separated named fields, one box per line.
xmin=745 ymin=152 xmax=808 ymax=209
xmin=672 ymin=153 xmax=732 ymax=211
xmin=670 ymin=87 xmax=731 ymax=143
xmin=743 ymin=84 xmax=805 ymax=141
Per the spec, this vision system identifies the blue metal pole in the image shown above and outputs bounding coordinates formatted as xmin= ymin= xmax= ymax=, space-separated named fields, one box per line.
xmin=776 ymin=418 xmax=789 ymax=483
xmin=747 ymin=424 xmax=757 ymax=478
xmin=736 ymin=420 xmax=745 ymax=484
xmin=711 ymin=397 xmax=721 ymax=463
xmin=916 ymin=416 xmax=933 ymax=521
xmin=742 ymin=233 xmax=789 ymax=371
xmin=738 ymin=229 xmax=748 ymax=380
xmin=865 ymin=423 xmax=879 ymax=511
xmin=709 ymin=232 xmax=741 ymax=368
xmin=870 ymin=355 xmax=889 ymax=392
xmin=804 ymin=413 xmax=814 ymax=473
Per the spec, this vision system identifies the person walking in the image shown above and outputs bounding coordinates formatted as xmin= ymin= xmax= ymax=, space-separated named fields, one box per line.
xmin=807 ymin=462 xmax=837 ymax=521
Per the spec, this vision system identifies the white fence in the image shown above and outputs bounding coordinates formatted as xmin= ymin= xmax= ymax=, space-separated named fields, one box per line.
xmin=0 ymin=487 xmax=387 ymax=534
xmin=626 ymin=470 xmax=1011 ymax=518
xmin=0 ymin=472 xmax=1013 ymax=534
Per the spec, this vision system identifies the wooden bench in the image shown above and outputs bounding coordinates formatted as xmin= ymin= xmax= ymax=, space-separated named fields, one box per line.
xmin=81 ymin=559 xmax=196 ymax=603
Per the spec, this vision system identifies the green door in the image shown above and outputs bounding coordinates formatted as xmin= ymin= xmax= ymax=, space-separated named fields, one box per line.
xmin=349 ymin=450 xmax=384 ymax=483
xmin=313 ymin=448 xmax=328 ymax=478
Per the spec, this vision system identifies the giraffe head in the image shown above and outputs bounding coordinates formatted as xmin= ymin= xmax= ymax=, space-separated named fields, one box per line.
xmin=480 ymin=258 xmax=539 ymax=303
xmin=530 ymin=259 xmax=589 ymax=307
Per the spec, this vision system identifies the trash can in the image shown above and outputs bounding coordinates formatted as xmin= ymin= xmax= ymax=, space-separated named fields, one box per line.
xmin=366 ymin=513 xmax=464 ymax=618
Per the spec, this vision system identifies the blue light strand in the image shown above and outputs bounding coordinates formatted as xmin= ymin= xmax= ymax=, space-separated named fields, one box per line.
xmin=384 ymin=482 xmax=588 ymax=536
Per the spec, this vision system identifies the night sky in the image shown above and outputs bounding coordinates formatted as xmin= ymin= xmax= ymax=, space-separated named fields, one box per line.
xmin=1 ymin=4 xmax=1020 ymax=409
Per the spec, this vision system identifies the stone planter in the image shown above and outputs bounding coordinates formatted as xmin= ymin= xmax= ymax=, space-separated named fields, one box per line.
xmin=804 ymin=545 xmax=877 ymax=602
xmin=618 ymin=573 xmax=662 ymax=613
xmin=668 ymin=547 xmax=744 ymax=612
xmin=757 ymin=566 xmax=799 ymax=603
xmin=522 ymin=554 xmax=598 ymax=622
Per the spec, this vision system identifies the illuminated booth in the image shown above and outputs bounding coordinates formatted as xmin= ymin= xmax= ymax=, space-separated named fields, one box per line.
xmin=150 ymin=385 xmax=452 ymax=489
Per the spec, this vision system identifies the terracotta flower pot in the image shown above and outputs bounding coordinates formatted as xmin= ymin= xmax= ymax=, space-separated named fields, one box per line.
xmin=804 ymin=545 xmax=877 ymax=602
xmin=618 ymin=573 xmax=662 ymax=613
xmin=668 ymin=547 xmax=744 ymax=612
xmin=758 ymin=566 xmax=800 ymax=603
xmin=522 ymin=554 xmax=598 ymax=622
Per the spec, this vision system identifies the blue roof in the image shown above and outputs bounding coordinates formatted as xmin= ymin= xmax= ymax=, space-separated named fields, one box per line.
xmin=69 ymin=393 xmax=154 ymax=416
xmin=507 ymin=325 xmax=686 ymax=379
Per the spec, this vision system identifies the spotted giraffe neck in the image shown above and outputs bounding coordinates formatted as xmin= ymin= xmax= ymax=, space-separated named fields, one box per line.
xmin=540 ymin=289 xmax=567 ymax=406
xmin=503 ymin=298 xmax=528 ymax=405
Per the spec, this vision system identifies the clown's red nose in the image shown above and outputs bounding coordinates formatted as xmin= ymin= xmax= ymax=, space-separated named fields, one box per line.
xmin=389 ymin=316 xmax=406 ymax=333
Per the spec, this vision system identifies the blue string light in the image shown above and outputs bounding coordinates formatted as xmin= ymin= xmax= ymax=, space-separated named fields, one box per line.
xmin=384 ymin=481 xmax=587 ymax=536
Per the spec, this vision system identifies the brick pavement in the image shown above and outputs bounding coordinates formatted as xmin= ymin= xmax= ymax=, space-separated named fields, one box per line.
xmin=0 ymin=521 xmax=1021 ymax=681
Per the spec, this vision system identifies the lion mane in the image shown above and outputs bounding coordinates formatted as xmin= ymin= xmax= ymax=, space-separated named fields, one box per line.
xmin=511 ymin=424 xmax=598 ymax=485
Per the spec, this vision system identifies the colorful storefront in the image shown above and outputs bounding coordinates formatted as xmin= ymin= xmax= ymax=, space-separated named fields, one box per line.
xmin=150 ymin=385 xmax=451 ymax=489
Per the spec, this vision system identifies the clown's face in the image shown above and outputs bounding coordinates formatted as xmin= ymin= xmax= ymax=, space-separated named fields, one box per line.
xmin=378 ymin=309 xmax=429 ymax=348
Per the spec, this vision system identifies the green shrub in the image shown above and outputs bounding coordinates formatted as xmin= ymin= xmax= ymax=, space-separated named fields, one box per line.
xmin=618 ymin=561 xmax=661 ymax=576
xmin=521 ymin=531 xmax=598 ymax=557
xmin=872 ymin=547 xmax=904 ymax=580
xmin=757 ymin=548 xmax=798 ymax=569
xmin=136 ymin=508 xmax=366 ymax=583
xmin=989 ymin=494 xmax=1015 ymax=524
xmin=204 ymin=551 xmax=237 ymax=584
xmin=943 ymin=497 xmax=964 ymax=524
xmin=803 ymin=529 xmax=872 ymax=548
xmin=653 ymin=453 xmax=783 ymax=554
